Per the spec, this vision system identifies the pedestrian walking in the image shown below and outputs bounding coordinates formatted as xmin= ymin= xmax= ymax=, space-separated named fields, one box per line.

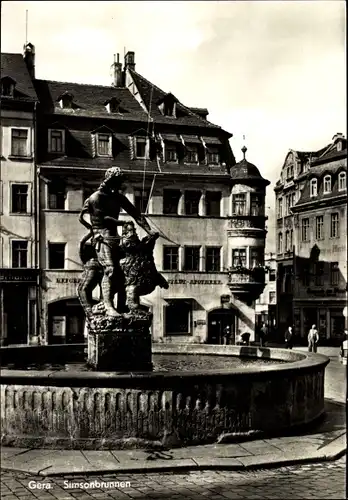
xmin=259 ymin=322 xmax=268 ymax=347
xmin=308 ymin=324 xmax=319 ymax=353
xmin=285 ymin=326 xmax=293 ymax=349
xmin=222 ymin=325 xmax=231 ymax=345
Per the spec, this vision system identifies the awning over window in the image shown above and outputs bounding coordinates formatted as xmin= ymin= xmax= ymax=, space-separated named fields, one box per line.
xmin=160 ymin=133 xmax=182 ymax=143
xmin=202 ymin=136 xmax=223 ymax=145
xmin=181 ymin=134 xmax=202 ymax=145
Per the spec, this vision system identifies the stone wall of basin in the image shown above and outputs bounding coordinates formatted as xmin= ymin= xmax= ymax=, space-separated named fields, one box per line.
xmin=0 ymin=345 xmax=329 ymax=449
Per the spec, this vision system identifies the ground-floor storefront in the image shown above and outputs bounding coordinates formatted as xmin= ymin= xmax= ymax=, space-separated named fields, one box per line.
xmin=41 ymin=271 xmax=258 ymax=345
xmin=0 ymin=268 xmax=39 ymax=345
xmin=293 ymin=299 xmax=347 ymax=344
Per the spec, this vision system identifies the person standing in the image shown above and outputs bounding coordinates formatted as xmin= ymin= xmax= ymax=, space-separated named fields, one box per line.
xmin=308 ymin=324 xmax=319 ymax=353
xmin=259 ymin=322 xmax=268 ymax=347
xmin=285 ymin=326 xmax=294 ymax=349
xmin=222 ymin=325 xmax=231 ymax=345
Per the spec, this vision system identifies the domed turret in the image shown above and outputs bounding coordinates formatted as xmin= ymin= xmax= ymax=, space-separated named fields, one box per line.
xmin=230 ymin=147 xmax=269 ymax=186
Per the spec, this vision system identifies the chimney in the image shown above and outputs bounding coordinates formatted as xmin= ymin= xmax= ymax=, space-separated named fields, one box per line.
xmin=111 ymin=53 xmax=123 ymax=87
xmin=332 ymin=132 xmax=345 ymax=143
xmin=124 ymin=51 xmax=135 ymax=71
xmin=23 ymin=43 xmax=35 ymax=80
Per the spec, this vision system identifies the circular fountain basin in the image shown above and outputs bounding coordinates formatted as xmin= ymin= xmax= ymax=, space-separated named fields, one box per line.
xmin=0 ymin=343 xmax=329 ymax=449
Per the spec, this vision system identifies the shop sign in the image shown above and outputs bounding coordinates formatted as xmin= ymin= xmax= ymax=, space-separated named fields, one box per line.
xmin=196 ymin=320 xmax=206 ymax=326
xmin=0 ymin=268 xmax=38 ymax=283
xmin=56 ymin=277 xmax=81 ymax=284
xmin=221 ymin=294 xmax=230 ymax=304
xmin=167 ymin=279 xmax=222 ymax=285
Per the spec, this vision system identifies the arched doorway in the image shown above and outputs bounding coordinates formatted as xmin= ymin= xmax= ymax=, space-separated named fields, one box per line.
xmin=207 ymin=308 xmax=237 ymax=345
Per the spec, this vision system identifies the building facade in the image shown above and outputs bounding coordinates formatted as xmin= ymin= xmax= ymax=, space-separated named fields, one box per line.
xmin=255 ymin=252 xmax=277 ymax=338
xmin=275 ymin=134 xmax=347 ymax=342
xmin=0 ymin=45 xmax=39 ymax=345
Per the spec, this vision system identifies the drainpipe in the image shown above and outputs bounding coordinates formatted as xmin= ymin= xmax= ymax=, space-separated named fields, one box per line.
xmin=33 ymin=100 xmax=41 ymax=344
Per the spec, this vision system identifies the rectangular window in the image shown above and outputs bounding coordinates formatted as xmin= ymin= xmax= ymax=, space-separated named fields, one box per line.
xmin=207 ymin=151 xmax=219 ymax=164
xmin=163 ymin=189 xmax=181 ymax=214
xmin=49 ymin=129 xmax=64 ymax=153
xmin=165 ymin=147 xmax=177 ymax=162
xmin=12 ymin=240 xmax=28 ymax=268
xmin=330 ymin=213 xmax=339 ymax=238
xmin=48 ymin=243 xmax=66 ymax=269
xmin=301 ymin=218 xmax=309 ymax=242
xmin=163 ymin=246 xmax=179 ymax=271
xmin=205 ymin=191 xmax=221 ymax=216
xmin=269 ymin=269 xmax=276 ymax=281
xmin=251 ymin=194 xmax=263 ymax=216
xmin=165 ymin=300 xmax=191 ymax=335
xmin=250 ymin=248 xmax=264 ymax=268
xmin=232 ymin=194 xmax=246 ymax=215
xmin=330 ymin=262 xmax=339 ymax=286
xmin=269 ymin=291 xmax=276 ymax=304
xmin=315 ymin=216 xmax=324 ymax=240
xmin=278 ymin=233 xmax=283 ymax=253
xmin=206 ymin=247 xmax=221 ymax=272
xmin=184 ymin=246 xmax=200 ymax=271
xmin=232 ymin=248 xmax=247 ymax=267
xmin=277 ymin=198 xmax=283 ymax=218
xmin=97 ymin=133 xmax=111 ymax=156
xmin=11 ymin=184 xmax=28 ymax=213
xmin=314 ymin=262 xmax=324 ymax=286
xmin=48 ymin=183 xmax=66 ymax=210
xmin=184 ymin=190 xmax=201 ymax=215
xmin=134 ymin=189 xmax=150 ymax=213
xmin=11 ymin=129 xmax=28 ymax=157
xmin=135 ymin=138 xmax=147 ymax=159
xmin=186 ymin=149 xmax=198 ymax=163
xmin=286 ymin=195 xmax=291 ymax=216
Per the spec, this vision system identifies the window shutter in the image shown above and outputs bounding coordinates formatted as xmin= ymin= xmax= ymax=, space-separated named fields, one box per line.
xmin=129 ymin=136 xmax=135 ymax=160
xmin=91 ymin=133 xmax=96 ymax=158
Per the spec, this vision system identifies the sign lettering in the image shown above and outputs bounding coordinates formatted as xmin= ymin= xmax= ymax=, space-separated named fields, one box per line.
xmin=167 ymin=279 xmax=222 ymax=285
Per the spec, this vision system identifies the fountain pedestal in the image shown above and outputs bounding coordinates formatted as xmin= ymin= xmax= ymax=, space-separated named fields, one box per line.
xmin=87 ymin=318 xmax=153 ymax=371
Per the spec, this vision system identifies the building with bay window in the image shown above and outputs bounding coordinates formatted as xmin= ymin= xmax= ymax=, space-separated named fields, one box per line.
xmin=31 ymin=49 xmax=269 ymax=345
xmin=275 ymin=134 xmax=347 ymax=342
xmin=0 ymin=45 xmax=39 ymax=345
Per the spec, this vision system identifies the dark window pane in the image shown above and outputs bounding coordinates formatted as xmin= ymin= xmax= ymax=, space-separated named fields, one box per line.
xmin=11 ymin=129 xmax=28 ymax=156
xmin=205 ymin=191 xmax=221 ymax=216
xmin=134 ymin=189 xmax=149 ymax=213
xmin=163 ymin=247 xmax=179 ymax=271
xmin=12 ymin=240 xmax=28 ymax=268
xmin=11 ymin=184 xmax=28 ymax=213
xmin=48 ymin=184 xmax=66 ymax=210
xmin=165 ymin=301 xmax=191 ymax=334
xmin=163 ymin=189 xmax=181 ymax=214
xmin=206 ymin=247 xmax=221 ymax=272
xmin=184 ymin=191 xmax=201 ymax=215
xmin=184 ymin=246 xmax=200 ymax=271
xmin=49 ymin=243 xmax=66 ymax=269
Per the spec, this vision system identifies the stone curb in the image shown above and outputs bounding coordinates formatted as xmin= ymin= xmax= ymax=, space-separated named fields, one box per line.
xmin=1 ymin=442 xmax=346 ymax=476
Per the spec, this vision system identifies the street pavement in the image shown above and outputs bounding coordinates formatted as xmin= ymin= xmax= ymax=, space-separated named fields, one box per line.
xmin=1 ymin=347 xmax=346 ymax=499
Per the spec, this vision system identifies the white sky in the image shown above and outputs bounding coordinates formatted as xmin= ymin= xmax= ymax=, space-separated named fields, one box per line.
xmin=1 ymin=1 xmax=346 ymax=251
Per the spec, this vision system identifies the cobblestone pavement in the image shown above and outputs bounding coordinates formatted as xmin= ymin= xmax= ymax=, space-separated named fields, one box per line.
xmin=1 ymin=457 xmax=346 ymax=499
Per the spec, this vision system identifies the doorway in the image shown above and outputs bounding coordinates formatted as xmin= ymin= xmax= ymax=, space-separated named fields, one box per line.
xmin=207 ymin=309 xmax=236 ymax=345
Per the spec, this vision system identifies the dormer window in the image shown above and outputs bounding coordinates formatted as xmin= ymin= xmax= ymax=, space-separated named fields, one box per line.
xmin=207 ymin=150 xmax=220 ymax=164
xmin=58 ymin=92 xmax=74 ymax=109
xmin=338 ymin=171 xmax=346 ymax=191
xmin=48 ymin=129 xmax=65 ymax=153
xmin=310 ymin=178 xmax=317 ymax=197
xmin=1 ymin=76 xmax=16 ymax=97
xmin=96 ymin=133 xmax=112 ymax=156
xmin=323 ymin=175 xmax=331 ymax=194
xmin=337 ymin=141 xmax=342 ymax=152
xmin=105 ymin=97 xmax=121 ymax=114
xmin=134 ymin=137 xmax=148 ymax=159
xmin=158 ymin=93 xmax=178 ymax=117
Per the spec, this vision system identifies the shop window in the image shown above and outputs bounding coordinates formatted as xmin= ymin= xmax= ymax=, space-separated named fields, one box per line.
xmin=165 ymin=147 xmax=177 ymax=162
xmin=330 ymin=213 xmax=339 ymax=238
xmin=48 ymin=243 xmax=66 ymax=269
xmin=48 ymin=183 xmax=66 ymax=210
xmin=330 ymin=262 xmax=339 ymax=286
xmin=232 ymin=193 xmax=246 ymax=215
xmin=134 ymin=189 xmax=150 ymax=213
xmin=315 ymin=215 xmax=324 ymax=240
xmin=278 ymin=232 xmax=283 ymax=253
xmin=11 ymin=184 xmax=28 ymax=213
xmin=277 ymin=197 xmax=283 ymax=218
xmin=165 ymin=300 xmax=191 ymax=335
xmin=184 ymin=190 xmax=201 ymax=215
xmin=206 ymin=247 xmax=221 ymax=272
xmin=96 ymin=133 xmax=112 ymax=157
xmin=48 ymin=129 xmax=65 ymax=153
xmin=323 ymin=175 xmax=331 ymax=194
xmin=11 ymin=128 xmax=29 ymax=157
xmin=269 ymin=291 xmax=276 ymax=304
xmin=163 ymin=246 xmax=179 ymax=271
xmin=331 ymin=312 xmax=345 ymax=338
xmin=232 ymin=248 xmax=246 ymax=268
xmin=301 ymin=218 xmax=309 ymax=242
xmin=184 ymin=246 xmax=200 ymax=271
xmin=135 ymin=137 xmax=148 ymax=159
xmin=310 ymin=178 xmax=317 ymax=197
xmin=163 ymin=189 xmax=181 ymax=214
xmin=205 ymin=191 xmax=221 ymax=216
xmin=338 ymin=171 xmax=346 ymax=191
xmin=12 ymin=240 xmax=28 ymax=268
xmin=251 ymin=194 xmax=263 ymax=216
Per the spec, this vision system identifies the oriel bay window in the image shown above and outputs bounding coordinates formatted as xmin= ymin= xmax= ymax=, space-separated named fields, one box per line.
xmin=206 ymin=247 xmax=221 ymax=272
xmin=163 ymin=246 xmax=179 ymax=271
xmin=184 ymin=246 xmax=200 ymax=271
xmin=184 ymin=190 xmax=201 ymax=215
xmin=232 ymin=248 xmax=246 ymax=268
xmin=11 ymin=128 xmax=29 ymax=157
xmin=205 ymin=191 xmax=221 ymax=216
xmin=12 ymin=240 xmax=28 ymax=268
xmin=232 ymin=193 xmax=246 ymax=215
xmin=11 ymin=184 xmax=28 ymax=213
xmin=165 ymin=299 xmax=192 ymax=335
xmin=250 ymin=248 xmax=264 ymax=268
xmin=163 ymin=189 xmax=181 ymax=214
xmin=250 ymin=193 xmax=264 ymax=216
